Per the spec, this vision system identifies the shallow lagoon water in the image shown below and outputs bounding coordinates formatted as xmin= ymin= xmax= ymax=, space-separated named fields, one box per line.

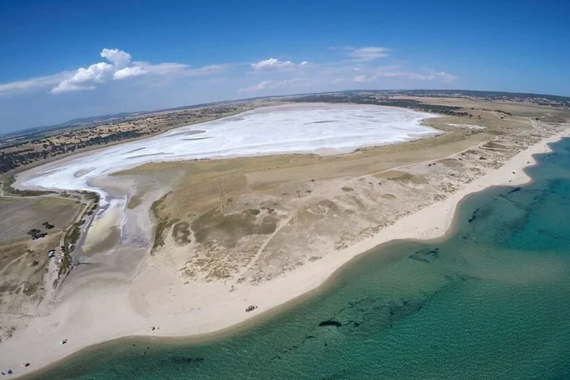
xmin=31 ymin=139 xmax=570 ymax=379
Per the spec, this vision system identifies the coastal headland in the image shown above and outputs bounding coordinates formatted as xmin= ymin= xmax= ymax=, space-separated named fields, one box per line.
xmin=0 ymin=92 xmax=569 ymax=377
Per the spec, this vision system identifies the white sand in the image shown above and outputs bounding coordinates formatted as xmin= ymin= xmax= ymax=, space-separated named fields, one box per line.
xmin=0 ymin=130 xmax=568 ymax=377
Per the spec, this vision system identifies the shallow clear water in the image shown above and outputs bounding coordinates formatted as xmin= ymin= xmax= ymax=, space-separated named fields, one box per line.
xmin=33 ymin=139 xmax=570 ymax=379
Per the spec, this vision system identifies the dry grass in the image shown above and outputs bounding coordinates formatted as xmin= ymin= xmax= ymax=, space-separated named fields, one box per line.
xmin=376 ymin=170 xmax=428 ymax=184
xmin=0 ymin=196 xmax=81 ymax=243
xmin=0 ymin=234 xmax=60 ymax=343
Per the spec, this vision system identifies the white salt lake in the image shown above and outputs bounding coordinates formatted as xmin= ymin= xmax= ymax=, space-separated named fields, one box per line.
xmin=20 ymin=104 xmax=438 ymax=197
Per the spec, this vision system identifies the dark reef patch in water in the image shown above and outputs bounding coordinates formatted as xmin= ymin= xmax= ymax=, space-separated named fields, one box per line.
xmin=508 ymin=186 xmax=522 ymax=194
xmin=318 ymin=321 xmax=342 ymax=327
xmin=408 ymin=247 xmax=440 ymax=263
xmin=468 ymin=207 xmax=480 ymax=223
xmin=168 ymin=357 xmax=204 ymax=365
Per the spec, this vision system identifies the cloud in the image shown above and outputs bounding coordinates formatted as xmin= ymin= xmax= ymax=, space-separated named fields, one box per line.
xmin=243 ymin=52 xmax=455 ymax=94
xmin=243 ymin=80 xmax=277 ymax=91
xmin=342 ymin=46 xmax=390 ymax=62
xmin=113 ymin=66 xmax=147 ymax=80
xmin=138 ymin=62 xmax=189 ymax=76
xmin=250 ymin=58 xmax=309 ymax=71
xmin=139 ymin=63 xmax=228 ymax=78
xmin=198 ymin=64 xmax=229 ymax=73
xmin=353 ymin=75 xmax=369 ymax=83
xmin=251 ymin=58 xmax=294 ymax=70
xmin=383 ymin=71 xmax=458 ymax=81
xmin=52 ymin=62 xmax=114 ymax=94
xmin=52 ymin=49 xmax=147 ymax=94
xmin=423 ymin=71 xmax=457 ymax=81
xmin=1 ymin=45 xmax=456 ymax=104
xmin=353 ymin=70 xmax=457 ymax=83
xmin=0 ymin=73 xmax=68 ymax=96
xmin=100 ymin=48 xmax=132 ymax=69
xmin=239 ymin=78 xmax=310 ymax=92
xmin=0 ymin=50 xmax=193 ymax=96
xmin=50 ymin=49 xmax=230 ymax=94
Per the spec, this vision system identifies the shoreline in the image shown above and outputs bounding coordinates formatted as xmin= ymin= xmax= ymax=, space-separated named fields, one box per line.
xmin=2 ymin=129 xmax=568 ymax=378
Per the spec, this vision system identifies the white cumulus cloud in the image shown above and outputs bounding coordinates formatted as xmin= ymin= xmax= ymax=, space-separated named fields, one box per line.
xmin=52 ymin=62 xmax=114 ymax=94
xmin=52 ymin=49 xmax=140 ymax=94
xmin=113 ymin=66 xmax=147 ymax=80
xmin=50 ymin=49 xmax=230 ymax=94
xmin=100 ymin=48 xmax=132 ymax=69
xmin=251 ymin=58 xmax=309 ymax=71
xmin=251 ymin=58 xmax=294 ymax=70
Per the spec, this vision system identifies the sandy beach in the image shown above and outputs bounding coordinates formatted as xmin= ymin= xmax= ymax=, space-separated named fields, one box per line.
xmin=1 ymin=125 xmax=568 ymax=377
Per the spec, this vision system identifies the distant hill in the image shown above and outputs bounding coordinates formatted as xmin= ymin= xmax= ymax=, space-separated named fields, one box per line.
xmin=0 ymin=111 xmax=143 ymax=141
xmin=0 ymin=99 xmax=237 ymax=141
xmin=58 ymin=112 xmax=141 ymax=128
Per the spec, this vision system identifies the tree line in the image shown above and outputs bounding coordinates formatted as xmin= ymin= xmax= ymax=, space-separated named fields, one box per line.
xmin=290 ymin=94 xmax=469 ymax=116
xmin=0 ymin=130 xmax=146 ymax=174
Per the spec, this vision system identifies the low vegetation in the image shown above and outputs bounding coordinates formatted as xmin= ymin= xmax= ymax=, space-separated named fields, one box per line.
xmin=291 ymin=94 xmax=470 ymax=116
xmin=64 ymin=224 xmax=82 ymax=247
xmin=1 ymin=174 xmax=52 ymax=196
xmin=27 ymin=228 xmax=46 ymax=240
xmin=150 ymin=193 xmax=171 ymax=253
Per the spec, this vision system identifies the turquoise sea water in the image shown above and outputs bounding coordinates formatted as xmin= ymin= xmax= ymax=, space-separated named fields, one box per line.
xmin=32 ymin=139 xmax=570 ymax=379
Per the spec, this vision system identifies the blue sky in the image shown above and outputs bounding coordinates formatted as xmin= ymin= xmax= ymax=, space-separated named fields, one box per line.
xmin=1 ymin=0 xmax=569 ymax=132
